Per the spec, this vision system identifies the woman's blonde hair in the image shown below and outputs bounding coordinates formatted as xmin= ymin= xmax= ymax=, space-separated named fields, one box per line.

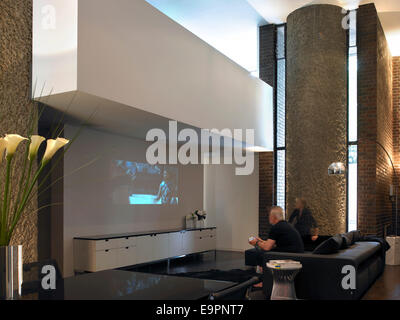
xmin=296 ymin=197 xmax=307 ymax=208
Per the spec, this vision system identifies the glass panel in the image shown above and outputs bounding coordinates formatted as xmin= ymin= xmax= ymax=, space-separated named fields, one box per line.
xmin=348 ymin=145 xmax=358 ymax=231
xmin=348 ymin=49 xmax=358 ymax=142
xmin=276 ymin=26 xmax=285 ymax=59
xmin=276 ymin=59 xmax=286 ymax=148
xmin=275 ymin=25 xmax=286 ymax=213
xmin=349 ymin=10 xmax=357 ymax=48
xmin=347 ymin=10 xmax=358 ymax=232
xmin=277 ymin=150 xmax=286 ymax=211
xmin=349 ymin=46 xmax=357 ymax=55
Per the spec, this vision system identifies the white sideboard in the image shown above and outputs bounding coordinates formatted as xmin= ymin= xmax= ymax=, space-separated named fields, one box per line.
xmin=73 ymin=228 xmax=216 ymax=272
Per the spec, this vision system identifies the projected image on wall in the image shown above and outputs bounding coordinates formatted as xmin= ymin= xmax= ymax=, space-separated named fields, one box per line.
xmin=111 ymin=161 xmax=178 ymax=205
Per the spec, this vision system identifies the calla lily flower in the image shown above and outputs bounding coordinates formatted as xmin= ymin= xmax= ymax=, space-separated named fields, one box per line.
xmin=4 ymin=134 xmax=28 ymax=158
xmin=28 ymin=135 xmax=45 ymax=160
xmin=42 ymin=138 xmax=70 ymax=164
xmin=0 ymin=138 xmax=7 ymax=164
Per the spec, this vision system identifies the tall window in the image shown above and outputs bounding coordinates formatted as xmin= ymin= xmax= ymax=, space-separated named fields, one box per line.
xmin=347 ymin=10 xmax=358 ymax=231
xmin=275 ymin=25 xmax=286 ymax=210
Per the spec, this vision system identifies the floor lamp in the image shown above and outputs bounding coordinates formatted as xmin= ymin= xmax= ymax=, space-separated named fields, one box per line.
xmin=374 ymin=140 xmax=400 ymax=265
xmin=374 ymin=140 xmax=398 ymax=237
xmin=330 ymin=140 xmax=400 ymax=265
xmin=329 ymin=141 xmax=398 ymax=236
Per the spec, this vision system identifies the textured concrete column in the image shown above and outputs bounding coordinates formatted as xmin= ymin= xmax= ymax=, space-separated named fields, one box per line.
xmin=286 ymin=5 xmax=347 ymax=235
xmin=0 ymin=0 xmax=38 ymax=262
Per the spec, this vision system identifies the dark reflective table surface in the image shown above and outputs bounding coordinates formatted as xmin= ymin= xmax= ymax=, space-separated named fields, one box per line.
xmin=25 ymin=270 xmax=236 ymax=300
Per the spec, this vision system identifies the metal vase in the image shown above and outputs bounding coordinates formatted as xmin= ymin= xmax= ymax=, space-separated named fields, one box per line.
xmin=0 ymin=245 xmax=23 ymax=300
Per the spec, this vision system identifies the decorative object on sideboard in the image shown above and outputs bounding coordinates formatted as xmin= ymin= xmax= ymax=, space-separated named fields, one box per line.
xmin=194 ymin=210 xmax=207 ymax=229
xmin=185 ymin=210 xmax=207 ymax=229
xmin=0 ymin=134 xmax=69 ymax=300
xmin=185 ymin=213 xmax=197 ymax=229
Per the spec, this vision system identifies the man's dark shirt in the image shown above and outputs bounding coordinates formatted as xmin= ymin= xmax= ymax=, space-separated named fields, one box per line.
xmin=289 ymin=208 xmax=318 ymax=237
xmin=268 ymin=221 xmax=304 ymax=253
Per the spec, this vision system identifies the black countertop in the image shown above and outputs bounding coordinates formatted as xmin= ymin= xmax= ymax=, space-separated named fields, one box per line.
xmin=28 ymin=270 xmax=235 ymax=300
xmin=74 ymin=227 xmax=216 ymax=241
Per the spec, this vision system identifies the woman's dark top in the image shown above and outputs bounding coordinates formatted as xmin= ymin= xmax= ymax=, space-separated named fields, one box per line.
xmin=268 ymin=221 xmax=304 ymax=253
xmin=288 ymin=208 xmax=318 ymax=237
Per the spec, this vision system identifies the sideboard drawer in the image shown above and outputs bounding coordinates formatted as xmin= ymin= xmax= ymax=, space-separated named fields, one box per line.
xmin=116 ymin=246 xmax=137 ymax=267
xmin=119 ymin=236 xmax=137 ymax=248
xmin=96 ymin=249 xmax=118 ymax=271
xmin=95 ymin=238 xmax=122 ymax=251
xmin=198 ymin=229 xmax=215 ymax=238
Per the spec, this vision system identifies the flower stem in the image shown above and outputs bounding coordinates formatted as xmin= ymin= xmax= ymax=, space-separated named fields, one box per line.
xmin=7 ymin=163 xmax=45 ymax=243
xmin=1 ymin=156 xmax=13 ymax=245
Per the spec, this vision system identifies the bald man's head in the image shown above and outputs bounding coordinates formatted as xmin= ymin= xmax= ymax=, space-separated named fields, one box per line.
xmin=269 ymin=206 xmax=285 ymax=225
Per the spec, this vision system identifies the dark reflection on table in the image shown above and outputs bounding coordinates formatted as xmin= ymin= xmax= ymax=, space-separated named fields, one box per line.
xmin=24 ymin=270 xmax=236 ymax=300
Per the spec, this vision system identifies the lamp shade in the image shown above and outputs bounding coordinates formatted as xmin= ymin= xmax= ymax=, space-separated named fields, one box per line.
xmin=328 ymin=162 xmax=346 ymax=175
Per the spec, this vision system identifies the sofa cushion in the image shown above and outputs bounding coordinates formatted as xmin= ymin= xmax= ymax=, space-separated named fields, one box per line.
xmin=349 ymin=230 xmax=362 ymax=242
xmin=302 ymin=235 xmax=331 ymax=252
xmin=328 ymin=242 xmax=382 ymax=266
xmin=340 ymin=232 xmax=354 ymax=249
xmin=313 ymin=234 xmax=343 ymax=254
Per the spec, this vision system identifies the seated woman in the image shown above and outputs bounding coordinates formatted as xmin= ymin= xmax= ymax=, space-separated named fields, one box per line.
xmin=288 ymin=198 xmax=320 ymax=250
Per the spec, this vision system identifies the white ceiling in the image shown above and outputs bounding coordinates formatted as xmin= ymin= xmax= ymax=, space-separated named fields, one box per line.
xmin=147 ymin=0 xmax=400 ymax=67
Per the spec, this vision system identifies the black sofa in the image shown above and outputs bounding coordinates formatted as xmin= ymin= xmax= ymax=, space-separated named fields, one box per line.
xmin=245 ymin=235 xmax=385 ymax=300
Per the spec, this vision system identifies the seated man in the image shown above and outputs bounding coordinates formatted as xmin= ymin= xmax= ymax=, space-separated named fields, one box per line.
xmin=250 ymin=206 xmax=304 ymax=253
xmin=249 ymin=206 xmax=304 ymax=287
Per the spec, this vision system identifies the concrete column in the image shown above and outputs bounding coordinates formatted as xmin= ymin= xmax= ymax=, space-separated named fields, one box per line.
xmin=0 ymin=1 xmax=38 ymax=261
xmin=286 ymin=5 xmax=347 ymax=235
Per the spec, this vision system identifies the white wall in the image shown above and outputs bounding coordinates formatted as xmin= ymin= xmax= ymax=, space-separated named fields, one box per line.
xmin=78 ymin=0 xmax=272 ymax=149
xmin=204 ymin=155 xmax=259 ymax=252
xmin=32 ymin=0 xmax=78 ymax=95
xmin=34 ymin=0 xmax=268 ymax=275
xmin=63 ymin=125 xmax=204 ymax=276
